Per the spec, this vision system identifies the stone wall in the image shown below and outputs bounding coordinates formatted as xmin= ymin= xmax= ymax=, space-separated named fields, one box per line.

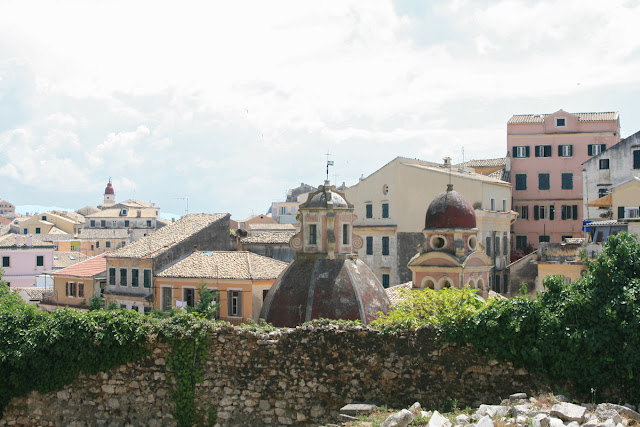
xmin=1 ymin=325 xmax=551 ymax=426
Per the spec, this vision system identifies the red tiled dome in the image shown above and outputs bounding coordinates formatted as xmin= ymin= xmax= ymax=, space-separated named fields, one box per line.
xmin=104 ymin=181 xmax=114 ymax=195
xmin=425 ymin=184 xmax=476 ymax=229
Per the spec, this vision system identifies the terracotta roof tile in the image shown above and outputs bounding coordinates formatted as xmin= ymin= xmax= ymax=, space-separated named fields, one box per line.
xmin=508 ymin=112 xmax=618 ymax=124
xmin=248 ymin=223 xmax=296 ymax=231
xmin=455 ymin=158 xmax=506 ymax=168
xmin=157 ymin=251 xmax=288 ymax=280
xmin=53 ymin=254 xmax=107 ymax=278
xmin=0 ymin=234 xmax=54 ymax=248
xmin=241 ymin=231 xmax=295 ymax=245
xmin=78 ymin=228 xmax=130 ymax=239
xmin=53 ymin=251 xmax=90 ymax=268
xmin=108 ymin=213 xmax=228 ymax=259
xmin=385 ymin=282 xmax=413 ymax=305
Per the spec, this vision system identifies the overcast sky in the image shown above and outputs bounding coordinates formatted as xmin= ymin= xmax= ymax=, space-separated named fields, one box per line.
xmin=1 ymin=0 xmax=639 ymax=220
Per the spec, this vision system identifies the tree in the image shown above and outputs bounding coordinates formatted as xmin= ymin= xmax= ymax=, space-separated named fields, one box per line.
xmin=185 ymin=281 xmax=219 ymax=320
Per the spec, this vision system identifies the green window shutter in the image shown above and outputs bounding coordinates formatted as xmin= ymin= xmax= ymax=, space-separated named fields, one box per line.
xmin=573 ymin=205 xmax=578 ymax=220
xmin=535 ymin=146 xmax=541 ymax=157
xmin=549 ymin=205 xmax=555 ymax=220
xmin=588 ymin=145 xmax=593 ymax=156
xmin=558 ymin=145 xmax=563 ymax=156
xmin=525 ymin=146 xmax=530 ymax=157
xmin=600 ymin=143 xmax=606 ymax=153
xmin=545 ymin=145 xmax=552 ymax=157
xmin=561 ymin=205 xmax=567 ymax=220
xmin=618 ymin=206 xmax=625 ymax=219
xmin=534 ymin=205 xmax=539 ymax=220
xmin=569 ymin=145 xmax=573 ymax=156
xmin=512 ymin=146 xmax=517 ymax=157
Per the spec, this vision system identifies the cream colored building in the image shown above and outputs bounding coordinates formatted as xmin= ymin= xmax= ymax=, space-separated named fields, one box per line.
xmin=343 ymin=156 xmax=515 ymax=291
xmin=18 ymin=212 xmax=83 ymax=236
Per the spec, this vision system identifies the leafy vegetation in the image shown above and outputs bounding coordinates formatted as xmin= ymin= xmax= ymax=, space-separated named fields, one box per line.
xmin=371 ymin=286 xmax=486 ymax=334
xmin=451 ymin=232 xmax=640 ymax=402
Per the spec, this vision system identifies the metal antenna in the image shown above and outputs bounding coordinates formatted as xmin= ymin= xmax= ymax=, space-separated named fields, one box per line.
xmin=175 ymin=197 xmax=189 ymax=216
xmin=325 ymin=151 xmax=334 ymax=183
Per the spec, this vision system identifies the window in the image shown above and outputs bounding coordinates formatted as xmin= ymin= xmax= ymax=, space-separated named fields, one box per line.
xmin=146 ymin=220 xmax=152 ymax=227
xmin=515 ymin=174 xmax=527 ymax=191
xmin=366 ymin=204 xmax=373 ymax=218
xmin=96 ymin=241 xmax=100 ymax=249
xmin=490 ymin=198 xmax=495 ymax=210
xmin=90 ymin=220 xmax=95 ymax=227
xmin=382 ymin=237 xmax=390 ymax=255
xmin=65 ymin=282 xmax=76 ymax=297
xmin=2 ymin=256 xmax=9 ymax=267
xmin=535 ymin=145 xmax=552 ymax=157
xmin=120 ymin=304 xmax=127 ymax=309
xmin=561 ymin=173 xmax=573 ymax=190
xmin=106 ymin=241 xmax=111 ymax=248
xmin=184 ymin=288 xmax=195 ymax=307
xmin=538 ymin=173 xmax=550 ymax=190
xmin=41 ymin=215 xmax=46 ymax=220
xmin=143 ymin=270 xmax=151 ymax=288
xmin=513 ymin=146 xmax=530 ymax=158
xmin=131 ymin=269 xmax=139 ymax=287
xmin=485 ymin=236 xmax=491 ymax=256
xmin=588 ymin=144 xmax=606 ymax=156
xmin=516 ymin=205 xmax=529 ymax=220
xmin=78 ymin=283 xmax=84 ymax=298
xmin=599 ymin=159 xmax=610 ymax=170
xmin=516 ymin=236 xmax=528 ymax=250
xmin=280 ymin=206 xmax=287 ymax=215
xmin=558 ymin=145 xmax=573 ymax=157
xmin=495 ymin=274 xmax=501 ymax=293
xmin=562 ymin=235 xmax=573 ymax=242
xmin=599 ymin=188 xmax=608 ymax=199
xmin=561 ymin=205 xmax=579 ymax=220
xmin=619 ymin=206 xmax=625 ymax=219
xmin=36 ymin=256 xmax=44 ymax=267
xmin=495 ymin=236 xmax=500 ymax=256
xmin=101 ymin=220 xmax=106 ymax=227
xmin=382 ymin=203 xmax=389 ymax=218
xmin=35 ymin=227 xmax=41 ymax=234
xmin=502 ymin=199 xmax=507 ymax=212
xmin=23 ymin=228 xmax=27 ymax=234
xmin=534 ymin=205 xmax=554 ymax=220
xmin=366 ymin=236 xmax=373 ymax=255
xmin=109 ymin=268 xmax=116 ymax=285
xmin=308 ymin=224 xmax=317 ymax=245
xmin=161 ymin=287 xmax=172 ymax=311
xmin=539 ymin=235 xmax=550 ymax=243
xmin=120 ymin=268 xmax=127 ymax=286
xmin=382 ymin=274 xmax=390 ymax=289
xmin=634 ymin=150 xmax=640 ymax=169
xmin=628 ymin=208 xmax=640 ymax=219
xmin=124 ymin=220 xmax=129 ymax=227
xmin=556 ymin=117 xmax=566 ymax=127
xmin=228 ymin=290 xmax=242 ymax=317
xmin=503 ymin=235 xmax=508 ymax=256
xmin=342 ymin=224 xmax=349 ymax=245
xmin=120 ymin=209 xmax=127 ymax=216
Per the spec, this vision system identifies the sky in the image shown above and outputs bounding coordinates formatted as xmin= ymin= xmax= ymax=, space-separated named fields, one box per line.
xmin=1 ymin=0 xmax=639 ymax=220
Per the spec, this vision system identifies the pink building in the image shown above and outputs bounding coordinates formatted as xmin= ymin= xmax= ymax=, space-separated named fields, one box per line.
xmin=508 ymin=110 xmax=620 ymax=250
xmin=0 ymin=234 xmax=55 ymax=287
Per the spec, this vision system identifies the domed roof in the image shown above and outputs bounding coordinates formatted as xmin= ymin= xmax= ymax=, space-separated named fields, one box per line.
xmin=301 ymin=183 xmax=350 ymax=209
xmin=104 ymin=181 xmax=114 ymax=195
xmin=260 ymin=257 xmax=390 ymax=327
xmin=425 ymin=184 xmax=476 ymax=229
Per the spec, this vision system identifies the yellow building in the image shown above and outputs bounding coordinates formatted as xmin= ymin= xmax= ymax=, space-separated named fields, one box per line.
xmin=536 ymin=242 xmax=588 ymax=290
xmin=41 ymin=254 xmax=107 ymax=310
xmin=18 ymin=212 xmax=83 ymax=236
xmin=155 ymin=251 xmax=287 ymax=323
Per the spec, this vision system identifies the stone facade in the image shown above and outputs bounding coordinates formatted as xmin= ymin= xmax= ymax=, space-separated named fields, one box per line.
xmin=1 ymin=326 xmax=553 ymax=426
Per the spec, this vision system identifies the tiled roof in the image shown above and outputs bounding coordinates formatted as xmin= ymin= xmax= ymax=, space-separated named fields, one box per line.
xmin=53 ymin=251 xmax=90 ymax=268
xmin=248 ymin=223 xmax=296 ymax=231
xmin=156 ymin=251 xmax=288 ymax=280
xmin=78 ymin=228 xmax=130 ymax=239
xmin=0 ymin=234 xmax=54 ymax=248
xmin=385 ymin=282 xmax=413 ymax=305
xmin=588 ymin=220 xmax=626 ymax=226
xmin=508 ymin=112 xmax=618 ymax=124
xmin=241 ymin=231 xmax=295 ymax=245
xmin=13 ymin=287 xmax=52 ymax=300
xmin=108 ymin=213 xmax=228 ymax=259
xmin=487 ymin=169 xmax=508 ymax=182
xmin=51 ymin=210 xmax=86 ymax=223
xmin=563 ymin=238 xmax=585 ymax=245
xmin=37 ymin=233 xmax=75 ymax=242
xmin=403 ymin=162 xmax=510 ymax=185
xmin=455 ymin=158 xmax=506 ymax=168
xmin=87 ymin=207 xmax=158 ymax=219
xmin=0 ymin=225 xmax=10 ymax=236
xmin=53 ymin=254 xmax=106 ymax=278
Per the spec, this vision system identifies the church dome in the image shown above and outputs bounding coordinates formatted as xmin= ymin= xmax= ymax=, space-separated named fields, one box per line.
xmin=104 ymin=181 xmax=115 ymax=195
xmin=425 ymin=184 xmax=476 ymax=229
xmin=304 ymin=186 xmax=349 ymax=209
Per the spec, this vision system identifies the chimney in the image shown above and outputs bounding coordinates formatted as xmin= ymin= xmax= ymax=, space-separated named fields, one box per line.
xmin=25 ymin=235 xmax=33 ymax=247
xmin=193 ymin=245 xmax=198 ymax=251
xmin=443 ymin=157 xmax=452 ymax=168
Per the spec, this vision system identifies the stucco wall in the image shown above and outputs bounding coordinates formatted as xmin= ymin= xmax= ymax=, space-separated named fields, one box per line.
xmin=1 ymin=326 xmax=552 ymax=427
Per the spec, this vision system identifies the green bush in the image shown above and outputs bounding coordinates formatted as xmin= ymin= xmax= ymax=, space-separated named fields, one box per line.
xmin=371 ymin=286 xmax=486 ymax=333
xmin=452 ymin=232 xmax=640 ymax=401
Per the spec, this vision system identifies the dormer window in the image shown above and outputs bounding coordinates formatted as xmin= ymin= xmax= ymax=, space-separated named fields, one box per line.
xmin=556 ymin=117 xmax=566 ymax=127
xmin=309 ymin=224 xmax=317 ymax=245
xmin=120 ymin=208 xmax=128 ymax=216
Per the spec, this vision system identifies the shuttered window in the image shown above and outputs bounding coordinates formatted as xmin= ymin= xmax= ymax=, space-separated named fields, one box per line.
xmin=228 ymin=290 xmax=242 ymax=317
xmin=515 ymin=174 xmax=527 ymax=190
xmin=561 ymin=173 xmax=573 ymax=190
xmin=538 ymin=173 xmax=550 ymax=190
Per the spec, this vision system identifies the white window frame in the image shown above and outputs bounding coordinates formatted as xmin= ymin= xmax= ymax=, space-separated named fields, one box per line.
xmin=591 ymin=144 xmax=603 ymax=156
xmin=555 ymin=117 xmax=566 ymax=127
xmin=228 ymin=288 xmax=242 ymax=317
xmin=515 ymin=146 xmax=527 ymax=158
xmin=626 ymin=207 xmax=640 ymax=219
xmin=183 ymin=286 xmax=196 ymax=308
xmin=560 ymin=145 xmax=572 ymax=157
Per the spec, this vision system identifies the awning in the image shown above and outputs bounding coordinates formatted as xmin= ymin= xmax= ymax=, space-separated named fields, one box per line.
xmin=588 ymin=194 xmax=612 ymax=207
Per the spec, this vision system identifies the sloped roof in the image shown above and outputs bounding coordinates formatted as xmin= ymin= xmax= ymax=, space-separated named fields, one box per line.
xmin=51 ymin=210 xmax=86 ymax=223
xmin=508 ymin=112 xmax=618 ymax=124
xmin=78 ymin=228 xmax=130 ymax=240
xmin=0 ymin=234 xmax=54 ymax=248
xmin=156 ymin=251 xmax=288 ymax=280
xmin=108 ymin=213 xmax=228 ymax=259
xmin=241 ymin=231 xmax=295 ymax=245
xmin=455 ymin=158 xmax=506 ymax=168
xmin=248 ymin=223 xmax=296 ymax=231
xmin=13 ymin=287 xmax=52 ymax=300
xmin=53 ymin=251 xmax=90 ymax=268
xmin=385 ymin=282 xmax=413 ymax=305
xmin=86 ymin=207 xmax=158 ymax=219
xmin=37 ymin=233 xmax=75 ymax=242
xmin=487 ymin=168 xmax=509 ymax=182
xmin=403 ymin=162 xmax=509 ymax=185
xmin=0 ymin=225 xmax=10 ymax=236
xmin=52 ymin=254 xmax=106 ymax=278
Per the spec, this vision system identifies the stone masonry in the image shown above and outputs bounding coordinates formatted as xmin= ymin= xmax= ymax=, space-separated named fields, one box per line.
xmin=1 ymin=325 xmax=554 ymax=426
